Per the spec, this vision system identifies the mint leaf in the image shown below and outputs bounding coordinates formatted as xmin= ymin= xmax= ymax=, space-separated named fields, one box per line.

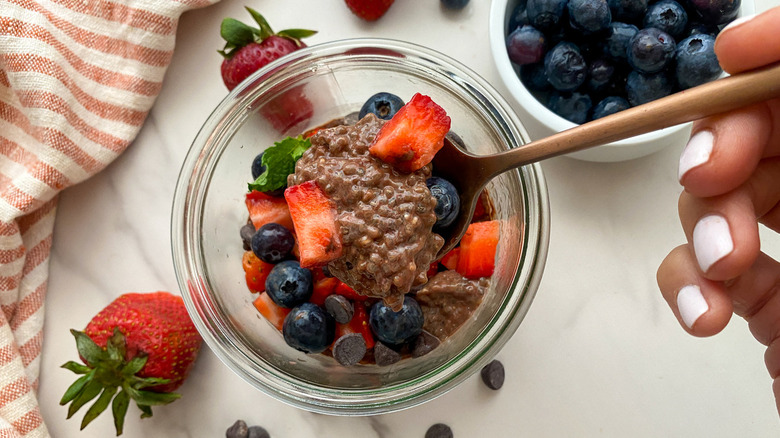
xmin=248 ymin=136 xmax=311 ymax=193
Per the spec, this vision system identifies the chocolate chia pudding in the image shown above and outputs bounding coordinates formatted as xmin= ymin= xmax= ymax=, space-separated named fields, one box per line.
xmin=416 ymin=270 xmax=489 ymax=339
xmin=289 ymin=114 xmax=444 ymax=311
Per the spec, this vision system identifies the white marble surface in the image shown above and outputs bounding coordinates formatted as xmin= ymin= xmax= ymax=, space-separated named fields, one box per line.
xmin=37 ymin=0 xmax=780 ymax=436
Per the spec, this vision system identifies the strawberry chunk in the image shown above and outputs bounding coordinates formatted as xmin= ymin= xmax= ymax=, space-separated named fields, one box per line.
xmin=334 ymin=281 xmax=368 ymax=301
xmin=245 ymin=190 xmax=293 ymax=231
xmin=310 ymin=276 xmax=340 ymax=306
xmin=456 ymin=220 xmax=500 ymax=279
xmin=440 ymin=247 xmax=460 ymax=271
xmin=334 ymin=302 xmax=375 ymax=350
xmin=369 ymin=93 xmax=451 ymax=173
xmin=253 ymin=292 xmax=291 ymax=331
xmin=242 ymin=251 xmax=274 ymax=293
xmin=284 ymin=181 xmax=343 ymax=268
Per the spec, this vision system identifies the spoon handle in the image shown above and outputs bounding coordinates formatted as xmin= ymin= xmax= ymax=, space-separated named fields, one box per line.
xmin=492 ymin=62 xmax=780 ymax=172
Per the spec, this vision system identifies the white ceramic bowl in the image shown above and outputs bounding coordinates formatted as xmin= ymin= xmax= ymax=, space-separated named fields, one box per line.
xmin=489 ymin=0 xmax=755 ymax=162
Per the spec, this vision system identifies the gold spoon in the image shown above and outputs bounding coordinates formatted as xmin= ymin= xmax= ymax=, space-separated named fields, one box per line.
xmin=432 ymin=62 xmax=780 ymax=258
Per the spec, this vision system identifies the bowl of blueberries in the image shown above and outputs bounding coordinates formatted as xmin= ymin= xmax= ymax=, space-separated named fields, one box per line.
xmin=490 ymin=0 xmax=753 ymax=162
xmin=172 ymin=38 xmax=549 ymax=415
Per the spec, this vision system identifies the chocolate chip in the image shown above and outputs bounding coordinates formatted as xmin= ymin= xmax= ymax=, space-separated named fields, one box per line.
xmin=480 ymin=359 xmax=505 ymax=390
xmin=425 ymin=423 xmax=453 ymax=438
xmin=247 ymin=426 xmax=270 ymax=438
xmin=226 ymin=420 xmax=249 ymax=438
xmin=333 ymin=333 xmax=367 ymax=366
xmin=322 ymin=265 xmax=334 ymax=277
xmin=240 ymin=223 xmax=255 ymax=251
xmin=324 ymin=294 xmax=354 ymax=324
xmin=373 ymin=341 xmax=401 ymax=366
xmin=411 ymin=330 xmax=440 ymax=358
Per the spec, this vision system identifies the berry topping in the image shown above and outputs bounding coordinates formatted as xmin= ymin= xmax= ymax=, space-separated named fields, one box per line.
xmin=253 ymin=292 xmax=291 ymax=330
xmin=626 ymin=70 xmax=674 ymax=106
xmin=426 ymin=176 xmax=460 ymax=229
xmin=251 ymin=223 xmax=295 ymax=263
xmin=687 ymin=0 xmax=741 ymax=25
xmin=506 ymin=25 xmax=547 ymax=65
xmin=675 ymin=34 xmax=722 ymax=89
xmin=456 ymin=220 xmax=500 ymax=279
xmin=527 ymin=0 xmax=568 ymax=32
xmin=265 ymin=260 xmax=313 ymax=308
xmin=344 ymin=0 xmax=395 ymax=21
xmin=544 ymin=42 xmax=587 ymax=92
xmin=608 ymin=0 xmax=648 ymax=22
xmin=643 ymin=0 xmax=688 ymax=39
xmin=358 ymin=92 xmax=405 ymax=120
xmin=245 ymin=190 xmax=293 ymax=231
xmin=283 ymin=302 xmax=335 ymax=354
xmin=592 ymin=96 xmax=631 ymax=119
xmin=547 ymin=92 xmax=593 ymax=124
xmin=284 ymin=180 xmax=343 ymax=268
xmin=369 ymin=296 xmax=425 ymax=345
xmin=369 ymin=93 xmax=452 ymax=173
xmin=242 ymin=251 xmax=274 ymax=293
xmin=602 ymin=22 xmax=638 ymax=61
xmin=568 ymin=0 xmax=612 ymax=34
xmin=627 ymin=27 xmax=676 ymax=74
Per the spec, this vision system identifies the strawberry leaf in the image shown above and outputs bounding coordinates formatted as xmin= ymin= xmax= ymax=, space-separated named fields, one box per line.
xmin=71 ymin=329 xmax=108 ymax=366
xmin=81 ymin=386 xmax=118 ymax=430
xmin=220 ymin=18 xmax=257 ymax=49
xmin=277 ymin=29 xmax=317 ymax=41
xmin=137 ymin=403 xmax=153 ymax=419
xmin=132 ymin=376 xmax=171 ymax=390
xmin=112 ymin=389 xmax=130 ymax=435
xmin=245 ymin=7 xmax=274 ymax=40
xmin=127 ymin=386 xmax=181 ymax=406
xmin=67 ymin=377 xmax=103 ymax=419
xmin=61 ymin=361 xmax=91 ymax=375
xmin=106 ymin=328 xmax=126 ymax=362
xmin=60 ymin=372 xmax=93 ymax=405
xmin=122 ymin=353 xmax=147 ymax=376
xmin=248 ymin=136 xmax=311 ymax=193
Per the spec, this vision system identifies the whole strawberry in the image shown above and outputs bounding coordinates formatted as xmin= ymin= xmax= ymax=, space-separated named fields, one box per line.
xmin=60 ymin=291 xmax=202 ymax=435
xmin=219 ymin=7 xmax=316 ymax=90
xmin=345 ymin=0 xmax=395 ymax=21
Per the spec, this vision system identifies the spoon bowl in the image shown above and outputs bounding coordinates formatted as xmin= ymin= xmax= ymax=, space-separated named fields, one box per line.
xmin=434 ymin=62 xmax=780 ymax=258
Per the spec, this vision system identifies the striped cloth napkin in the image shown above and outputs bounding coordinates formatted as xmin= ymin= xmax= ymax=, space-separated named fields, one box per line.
xmin=0 ymin=1 xmax=218 ymax=436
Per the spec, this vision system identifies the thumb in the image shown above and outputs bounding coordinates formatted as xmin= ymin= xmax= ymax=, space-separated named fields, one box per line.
xmin=715 ymin=6 xmax=780 ymax=74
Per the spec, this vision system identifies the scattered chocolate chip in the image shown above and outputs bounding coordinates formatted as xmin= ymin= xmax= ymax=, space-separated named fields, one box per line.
xmin=226 ymin=419 xmax=249 ymax=438
xmin=412 ymin=330 xmax=440 ymax=358
xmin=322 ymin=265 xmax=334 ymax=277
xmin=374 ymin=341 xmax=402 ymax=366
xmin=247 ymin=425 xmax=270 ymax=438
xmin=333 ymin=333 xmax=367 ymax=366
xmin=480 ymin=359 xmax=505 ymax=390
xmin=325 ymin=294 xmax=354 ymax=324
xmin=240 ymin=223 xmax=256 ymax=251
xmin=425 ymin=423 xmax=453 ymax=438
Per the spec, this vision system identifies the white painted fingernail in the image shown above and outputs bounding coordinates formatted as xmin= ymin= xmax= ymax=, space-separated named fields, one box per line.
xmin=692 ymin=215 xmax=734 ymax=273
xmin=720 ymin=14 xmax=757 ymax=34
xmin=679 ymin=130 xmax=713 ymax=181
xmin=677 ymin=285 xmax=708 ymax=329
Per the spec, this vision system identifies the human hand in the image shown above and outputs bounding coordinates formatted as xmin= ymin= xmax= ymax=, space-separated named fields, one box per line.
xmin=656 ymin=6 xmax=780 ymax=414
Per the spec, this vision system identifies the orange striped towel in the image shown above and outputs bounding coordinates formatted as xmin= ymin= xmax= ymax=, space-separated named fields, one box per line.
xmin=0 ymin=1 xmax=218 ymax=436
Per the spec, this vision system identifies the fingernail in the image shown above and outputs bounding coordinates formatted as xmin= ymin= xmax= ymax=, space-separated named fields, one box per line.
xmin=720 ymin=14 xmax=757 ymax=34
xmin=677 ymin=285 xmax=708 ymax=329
xmin=678 ymin=130 xmax=713 ymax=181
xmin=693 ymin=215 xmax=734 ymax=273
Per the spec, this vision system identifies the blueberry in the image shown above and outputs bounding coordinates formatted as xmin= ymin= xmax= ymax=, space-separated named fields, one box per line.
xmin=607 ymin=0 xmax=647 ymax=22
xmin=544 ymin=42 xmax=587 ymax=92
xmin=587 ymin=58 xmax=616 ymax=93
xmin=547 ymin=92 xmax=592 ymax=124
xmin=358 ymin=92 xmax=405 ymax=121
xmin=643 ymin=0 xmax=688 ymax=39
xmin=283 ymin=302 xmax=335 ymax=354
xmin=568 ymin=0 xmax=612 ymax=34
xmin=506 ymin=25 xmax=547 ymax=65
xmin=592 ymin=96 xmax=630 ymax=119
xmin=240 ymin=222 xmax=255 ymax=251
xmin=519 ymin=62 xmax=550 ymax=91
xmin=369 ymin=296 xmax=424 ymax=345
xmin=426 ymin=177 xmax=460 ymax=229
xmin=687 ymin=0 xmax=740 ymax=25
xmin=251 ymin=152 xmax=266 ymax=180
xmin=684 ymin=21 xmax=719 ymax=38
xmin=508 ymin=0 xmax=530 ymax=31
xmin=251 ymin=223 xmax=295 ymax=263
xmin=627 ymin=27 xmax=676 ymax=74
xmin=265 ymin=260 xmax=313 ymax=308
xmin=440 ymin=0 xmax=469 ymax=10
xmin=675 ymin=34 xmax=721 ymax=89
xmin=526 ymin=0 xmax=567 ymax=32
xmin=626 ymin=70 xmax=674 ymax=106
xmin=602 ymin=22 xmax=638 ymax=61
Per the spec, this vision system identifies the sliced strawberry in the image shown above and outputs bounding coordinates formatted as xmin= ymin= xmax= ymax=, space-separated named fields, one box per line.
xmin=242 ymin=251 xmax=274 ymax=293
xmin=426 ymin=262 xmax=439 ymax=278
xmin=369 ymin=93 xmax=451 ymax=173
xmin=473 ymin=190 xmax=489 ymax=221
xmin=310 ymin=276 xmax=340 ymax=306
xmin=253 ymin=292 xmax=291 ymax=330
xmin=285 ymin=181 xmax=343 ymax=268
xmin=440 ymin=247 xmax=460 ymax=271
xmin=334 ymin=302 xmax=375 ymax=349
xmin=456 ymin=220 xmax=500 ymax=279
xmin=334 ymin=281 xmax=368 ymax=301
xmin=246 ymin=190 xmax=293 ymax=231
